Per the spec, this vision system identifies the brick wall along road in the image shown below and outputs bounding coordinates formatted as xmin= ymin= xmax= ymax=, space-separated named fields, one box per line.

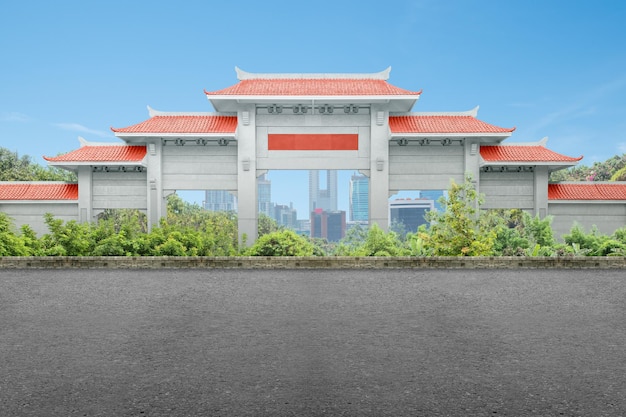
xmin=1 ymin=269 xmax=625 ymax=416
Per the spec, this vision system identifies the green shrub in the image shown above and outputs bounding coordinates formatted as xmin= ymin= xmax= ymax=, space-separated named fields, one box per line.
xmin=0 ymin=213 xmax=31 ymax=256
xmin=246 ymin=230 xmax=314 ymax=256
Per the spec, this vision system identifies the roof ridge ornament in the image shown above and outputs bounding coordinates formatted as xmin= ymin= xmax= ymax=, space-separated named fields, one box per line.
xmin=235 ymin=66 xmax=392 ymax=80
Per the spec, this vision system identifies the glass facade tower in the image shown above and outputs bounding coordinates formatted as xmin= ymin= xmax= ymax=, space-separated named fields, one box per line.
xmin=349 ymin=174 xmax=369 ymax=221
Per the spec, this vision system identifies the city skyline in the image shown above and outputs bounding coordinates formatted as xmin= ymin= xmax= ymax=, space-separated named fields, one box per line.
xmin=199 ymin=169 xmax=432 ymax=225
xmin=190 ymin=171 xmax=424 ymax=222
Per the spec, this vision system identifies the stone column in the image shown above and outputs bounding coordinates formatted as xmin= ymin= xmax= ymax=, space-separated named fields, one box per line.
xmin=77 ymin=166 xmax=92 ymax=223
xmin=237 ymin=105 xmax=258 ymax=245
xmin=534 ymin=165 xmax=549 ymax=218
xmin=464 ymin=139 xmax=481 ymax=189
xmin=368 ymin=104 xmax=390 ymax=231
xmin=465 ymin=138 xmax=482 ymax=213
xmin=145 ymin=139 xmax=162 ymax=231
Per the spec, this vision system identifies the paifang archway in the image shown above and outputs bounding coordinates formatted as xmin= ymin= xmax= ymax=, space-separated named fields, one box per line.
xmin=38 ymin=67 xmax=592 ymax=243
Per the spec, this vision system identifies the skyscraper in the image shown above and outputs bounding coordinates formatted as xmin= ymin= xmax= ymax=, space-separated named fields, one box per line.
xmin=204 ymin=190 xmax=237 ymax=212
xmin=309 ymin=170 xmax=337 ymax=213
xmin=257 ymin=173 xmax=272 ymax=217
xmin=273 ymin=203 xmax=297 ymax=229
xmin=349 ymin=174 xmax=369 ymax=222
xmin=310 ymin=208 xmax=346 ymax=242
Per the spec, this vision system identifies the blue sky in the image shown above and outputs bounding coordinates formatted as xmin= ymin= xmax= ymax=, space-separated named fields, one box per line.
xmin=1 ymin=1 xmax=625 ymax=218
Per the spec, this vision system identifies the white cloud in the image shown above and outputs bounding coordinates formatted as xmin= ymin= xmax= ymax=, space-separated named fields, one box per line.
xmin=618 ymin=142 xmax=626 ymax=155
xmin=0 ymin=112 xmax=30 ymax=122
xmin=54 ymin=123 xmax=112 ymax=138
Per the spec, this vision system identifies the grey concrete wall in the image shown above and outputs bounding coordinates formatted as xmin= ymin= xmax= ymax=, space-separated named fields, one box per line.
xmin=549 ymin=202 xmax=626 ymax=238
xmin=2 ymin=256 xmax=625 ymax=269
xmin=480 ymin=171 xmax=535 ymax=210
xmin=389 ymin=144 xmax=464 ymax=191
xmin=0 ymin=203 xmax=78 ymax=236
xmin=92 ymin=171 xmax=147 ymax=210
xmin=162 ymin=144 xmax=237 ymax=190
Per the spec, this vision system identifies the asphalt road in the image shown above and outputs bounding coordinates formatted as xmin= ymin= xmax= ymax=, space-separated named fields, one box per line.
xmin=1 ymin=269 xmax=625 ymax=416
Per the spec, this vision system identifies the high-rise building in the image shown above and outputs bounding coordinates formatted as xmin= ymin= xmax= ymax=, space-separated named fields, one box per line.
xmin=204 ymin=190 xmax=237 ymax=212
xmin=309 ymin=170 xmax=337 ymax=213
xmin=349 ymin=174 xmax=369 ymax=222
xmin=311 ymin=208 xmax=346 ymax=242
xmin=389 ymin=198 xmax=435 ymax=234
xmin=273 ymin=203 xmax=298 ymax=229
xmin=257 ymin=173 xmax=272 ymax=217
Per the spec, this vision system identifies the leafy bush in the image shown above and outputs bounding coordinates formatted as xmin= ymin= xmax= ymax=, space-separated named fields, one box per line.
xmin=334 ymin=223 xmax=406 ymax=256
xmin=41 ymin=213 xmax=93 ymax=256
xmin=0 ymin=213 xmax=31 ymax=256
xmin=3 ymin=171 xmax=626 ymax=257
xmin=246 ymin=230 xmax=314 ymax=256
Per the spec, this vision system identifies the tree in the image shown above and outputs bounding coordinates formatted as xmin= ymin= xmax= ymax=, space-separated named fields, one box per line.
xmin=0 ymin=147 xmax=76 ymax=181
xmin=334 ymin=224 xmax=369 ymax=255
xmin=610 ymin=166 xmax=626 ymax=181
xmin=419 ymin=174 xmax=495 ymax=256
xmin=258 ymin=213 xmax=283 ymax=236
xmin=550 ymin=153 xmax=626 ymax=182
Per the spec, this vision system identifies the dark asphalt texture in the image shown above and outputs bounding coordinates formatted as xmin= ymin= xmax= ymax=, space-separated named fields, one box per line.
xmin=1 ymin=269 xmax=625 ymax=416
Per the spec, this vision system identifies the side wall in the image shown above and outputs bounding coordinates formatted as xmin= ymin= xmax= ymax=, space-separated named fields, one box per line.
xmin=92 ymin=171 xmax=148 ymax=210
xmin=0 ymin=202 xmax=78 ymax=236
xmin=480 ymin=171 xmax=535 ymax=211
xmin=549 ymin=202 xmax=626 ymax=239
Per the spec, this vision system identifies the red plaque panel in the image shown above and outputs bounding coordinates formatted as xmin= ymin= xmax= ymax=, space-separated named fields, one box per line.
xmin=268 ymin=134 xmax=358 ymax=151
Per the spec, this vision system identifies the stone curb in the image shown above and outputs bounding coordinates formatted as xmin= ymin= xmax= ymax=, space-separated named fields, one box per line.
xmin=1 ymin=256 xmax=626 ymax=269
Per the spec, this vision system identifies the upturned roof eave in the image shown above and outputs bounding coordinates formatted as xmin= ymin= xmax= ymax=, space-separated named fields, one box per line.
xmin=390 ymin=132 xmax=513 ymax=139
xmin=206 ymin=94 xmax=420 ymax=100
xmin=207 ymin=95 xmax=419 ymax=113
xmin=548 ymin=182 xmax=626 ymax=201
xmin=113 ymin=132 xmax=237 ymax=139
xmin=0 ymin=183 xmax=79 ymax=201
xmin=0 ymin=198 xmax=78 ymax=203
xmin=45 ymin=160 xmax=148 ymax=169
xmin=549 ymin=198 xmax=626 ymax=202
xmin=480 ymin=160 xmax=580 ymax=166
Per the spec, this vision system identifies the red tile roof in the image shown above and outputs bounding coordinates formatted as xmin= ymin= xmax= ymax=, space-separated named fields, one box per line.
xmin=44 ymin=146 xmax=146 ymax=163
xmin=0 ymin=183 xmax=78 ymax=200
xmin=205 ymin=79 xmax=421 ymax=97
xmin=389 ymin=115 xmax=514 ymax=134
xmin=480 ymin=146 xmax=582 ymax=162
xmin=548 ymin=183 xmax=626 ymax=200
xmin=112 ymin=115 xmax=237 ymax=134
